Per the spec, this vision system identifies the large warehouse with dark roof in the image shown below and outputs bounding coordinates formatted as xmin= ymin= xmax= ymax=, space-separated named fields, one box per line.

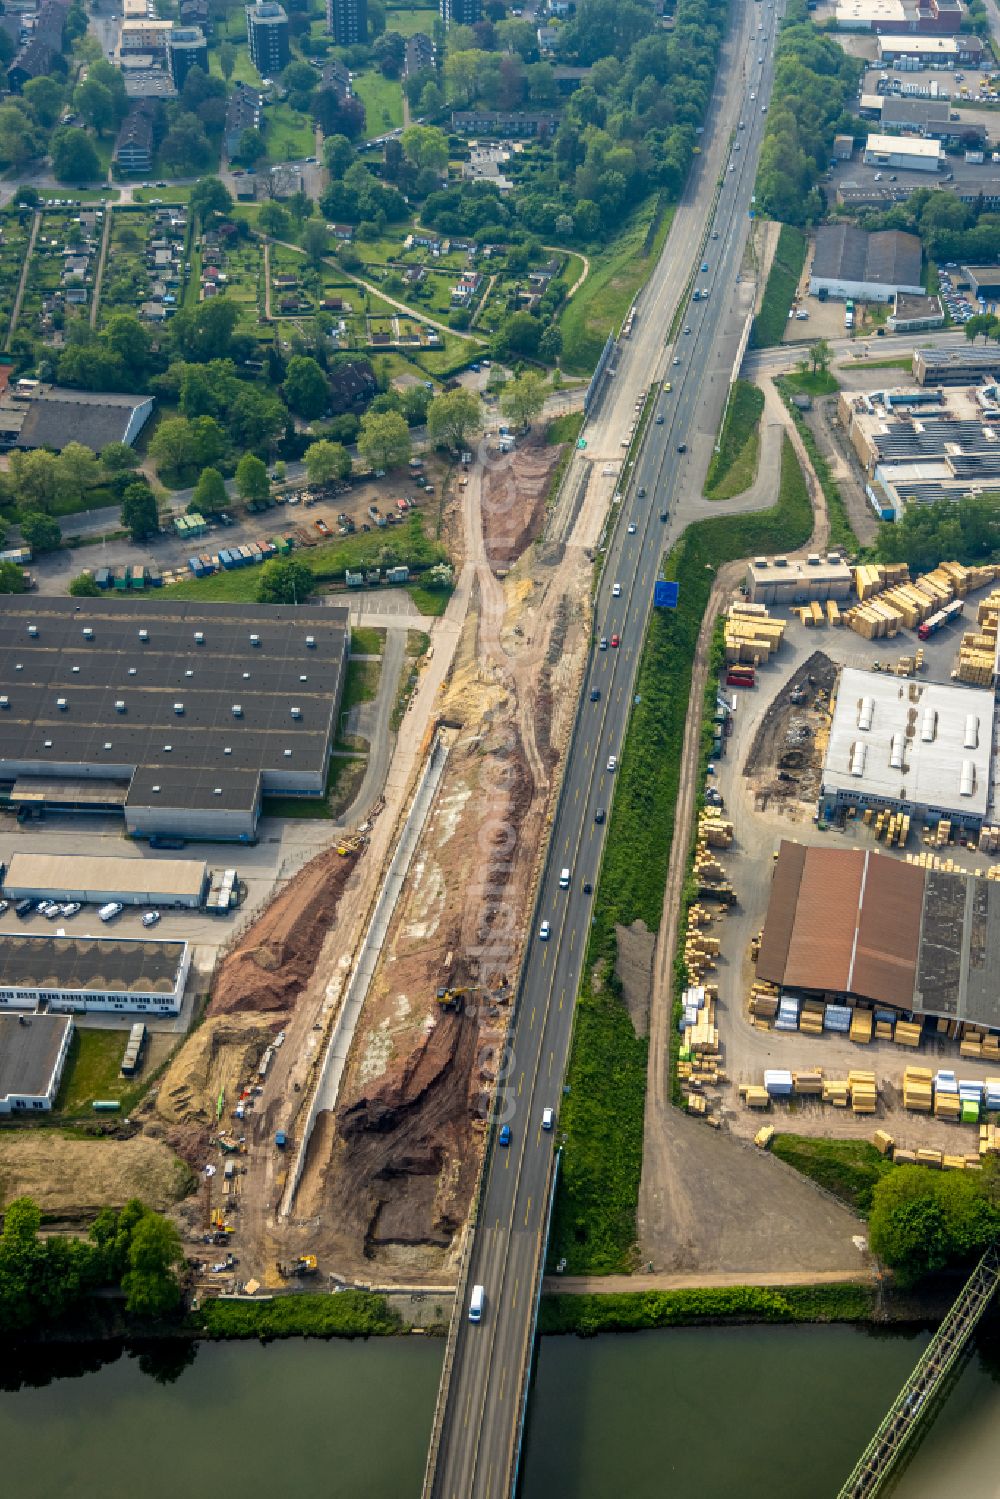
xmin=757 ymin=841 xmax=1000 ymax=1030
xmin=809 ymin=225 xmax=924 ymax=302
xmin=0 ymin=597 xmax=349 ymax=841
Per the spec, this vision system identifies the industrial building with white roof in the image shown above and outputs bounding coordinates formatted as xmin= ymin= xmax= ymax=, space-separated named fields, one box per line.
xmin=819 ymin=666 xmax=998 ymax=829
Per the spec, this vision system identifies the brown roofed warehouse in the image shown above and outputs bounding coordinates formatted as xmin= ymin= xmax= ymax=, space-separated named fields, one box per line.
xmin=757 ymin=841 xmax=924 ymax=1010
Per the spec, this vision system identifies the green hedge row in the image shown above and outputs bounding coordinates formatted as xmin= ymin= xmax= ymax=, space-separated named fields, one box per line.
xmin=539 ymin=1282 xmax=876 ymax=1335
xmin=194 ymin=1291 xmax=401 ymax=1339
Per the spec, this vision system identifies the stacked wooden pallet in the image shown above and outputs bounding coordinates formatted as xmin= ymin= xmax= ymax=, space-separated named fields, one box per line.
xmin=724 ymin=603 xmax=786 ymax=664
xmin=850 ymin=1070 xmax=878 ymax=1114
xmin=903 ymin=1066 xmax=933 ymax=1113
xmin=850 ymin=1008 xmax=873 ymax=1045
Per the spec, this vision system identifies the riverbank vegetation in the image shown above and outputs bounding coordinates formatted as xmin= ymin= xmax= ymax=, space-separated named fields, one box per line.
xmin=550 ymin=436 xmax=813 ymax=1275
xmin=0 ymin=1196 xmax=182 ymax=1337
xmin=704 ymin=381 xmax=764 ymax=500
xmin=194 ymin=1291 xmax=401 ymax=1340
xmin=870 ymin=1164 xmax=1000 ymax=1284
xmin=539 ymin=1282 xmax=876 ymax=1335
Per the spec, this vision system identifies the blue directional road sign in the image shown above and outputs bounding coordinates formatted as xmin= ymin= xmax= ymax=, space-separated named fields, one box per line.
xmin=654 ymin=580 xmax=679 ymax=608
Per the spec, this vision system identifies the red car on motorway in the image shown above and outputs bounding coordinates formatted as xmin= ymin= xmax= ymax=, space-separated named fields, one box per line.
xmin=611 ymin=633 xmax=620 ymax=648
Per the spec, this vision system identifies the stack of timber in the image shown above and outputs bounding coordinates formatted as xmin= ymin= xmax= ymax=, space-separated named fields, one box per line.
xmin=903 ymin=1066 xmax=933 ymax=1113
xmin=724 ymin=602 xmax=786 ymax=664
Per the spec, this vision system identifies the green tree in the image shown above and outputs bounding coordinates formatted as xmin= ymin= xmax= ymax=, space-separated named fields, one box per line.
xmin=323 ymin=133 xmax=353 ymax=177
xmin=69 ymin=571 xmax=102 ymax=596
xmin=301 ymin=220 xmax=328 ymax=265
xmin=500 ymin=371 xmax=545 ymax=430
xmin=219 ymin=40 xmax=236 ymax=80
xmin=358 ymin=409 xmax=411 ymax=471
xmin=495 ymin=310 xmax=541 ymax=359
xmin=257 ymin=556 xmax=315 ymax=604
xmin=809 ymin=338 xmax=832 ymax=375
xmin=237 ymin=127 xmax=267 ymax=166
xmin=150 ymin=416 xmax=195 ymax=475
xmin=235 ymin=453 xmax=269 ymax=504
xmin=22 ymin=76 xmax=64 ymax=128
xmin=427 ymin=387 xmax=483 ymax=452
xmin=9 ymin=449 xmax=59 ymax=511
xmin=50 ymin=127 xmax=101 ymax=184
xmin=539 ymin=323 xmax=563 ymax=363
xmin=192 ymin=466 xmax=228 ymax=514
xmin=73 ymin=77 xmax=116 ymax=136
xmin=304 ymin=439 xmax=352 ymax=485
xmin=56 ymin=441 xmax=100 ymax=507
xmin=401 ymin=123 xmax=448 ymax=173
xmin=120 ymin=483 xmax=159 ymax=540
xmin=189 ymin=176 xmax=232 ymax=222
xmin=100 ymin=441 xmax=139 ymax=473
xmin=869 ymin=1165 xmax=1000 ymax=1283
xmin=0 ymin=560 xmax=26 ymax=593
xmin=121 ymin=1211 xmax=183 ymax=1319
xmin=227 ymin=386 xmax=287 ymax=453
xmin=258 ymin=201 xmax=291 ymax=238
xmin=20 ymin=511 xmax=62 ymax=554
xmin=283 ymin=355 xmax=329 ymax=419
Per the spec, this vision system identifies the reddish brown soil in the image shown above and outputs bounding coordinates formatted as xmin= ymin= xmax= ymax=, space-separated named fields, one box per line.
xmin=210 ymin=846 xmax=360 ymax=1017
xmin=481 ymin=436 xmax=563 ymax=571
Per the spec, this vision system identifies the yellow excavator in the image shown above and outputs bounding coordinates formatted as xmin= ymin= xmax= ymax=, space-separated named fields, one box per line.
xmin=436 ymin=986 xmax=468 ymax=1012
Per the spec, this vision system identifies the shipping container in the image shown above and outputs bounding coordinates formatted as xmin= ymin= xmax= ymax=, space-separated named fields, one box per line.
xmin=726 ymin=665 xmax=755 ymax=687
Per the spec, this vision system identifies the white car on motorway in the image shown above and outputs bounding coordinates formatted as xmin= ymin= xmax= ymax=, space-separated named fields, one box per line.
xmin=628 ymin=522 xmax=637 ymax=533
xmin=607 ymin=755 xmax=618 ymax=772
xmin=539 ymin=920 xmax=551 ymax=940
xmin=612 ymin=582 xmax=622 ymax=596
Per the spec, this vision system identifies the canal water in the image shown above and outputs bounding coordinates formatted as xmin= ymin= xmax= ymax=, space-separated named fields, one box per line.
xmin=1 ymin=1322 xmax=998 ymax=1497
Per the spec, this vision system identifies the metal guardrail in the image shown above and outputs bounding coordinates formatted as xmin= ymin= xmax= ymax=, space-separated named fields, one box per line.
xmin=837 ymin=1243 xmax=1000 ymax=1499
xmin=509 ymin=1147 xmax=561 ymax=1497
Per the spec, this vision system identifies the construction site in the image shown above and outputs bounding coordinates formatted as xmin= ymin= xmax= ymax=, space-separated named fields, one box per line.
xmin=55 ymin=425 xmax=600 ymax=1295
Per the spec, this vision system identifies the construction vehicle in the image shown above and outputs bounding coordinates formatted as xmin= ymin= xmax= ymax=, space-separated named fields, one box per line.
xmin=437 ymin=986 xmax=470 ymax=1012
xmin=337 ymin=832 xmax=364 ymax=857
xmin=277 ymin=1254 xmax=319 ymax=1278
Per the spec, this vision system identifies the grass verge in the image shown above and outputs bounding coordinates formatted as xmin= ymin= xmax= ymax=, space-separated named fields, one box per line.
xmin=704 ymin=380 xmax=764 ymax=500
xmin=54 ymin=1030 xmax=144 ymax=1116
xmin=782 ymin=369 xmax=838 ymax=397
xmin=750 ymin=224 xmax=807 ymax=350
xmin=546 ymin=411 xmax=585 ymax=446
xmin=775 ymin=376 xmax=859 ymax=554
xmin=841 ymin=356 xmax=913 ymax=372
xmin=559 ymin=200 xmax=674 ymax=376
xmin=351 ymin=626 xmax=385 ymax=655
xmin=261 ymin=748 xmax=365 ymax=821
xmin=539 ymin=1282 xmax=876 ymax=1334
xmin=771 ymin=1134 xmax=893 ymax=1215
xmin=550 ymin=435 xmax=813 ymax=1275
xmin=164 ymin=514 xmax=449 ymax=602
xmin=193 ymin=1290 xmax=402 ymax=1339
xmin=406 ymin=583 xmax=451 ymax=615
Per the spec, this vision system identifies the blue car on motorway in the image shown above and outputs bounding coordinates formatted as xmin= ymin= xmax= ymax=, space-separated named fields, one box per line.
xmin=499 ymin=1125 xmax=511 ymax=1146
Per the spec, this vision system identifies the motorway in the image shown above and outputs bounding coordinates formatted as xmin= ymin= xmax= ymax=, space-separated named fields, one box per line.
xmin=424 ymin=1 xmax=788 ymax=1496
